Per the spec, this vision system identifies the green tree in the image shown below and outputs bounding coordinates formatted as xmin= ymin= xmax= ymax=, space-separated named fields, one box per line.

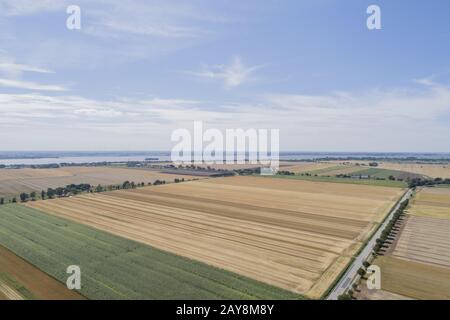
xmin=20 ymin=193 xmax=29 ymax=202
xmin=55 ymin=187 xmax=65 ymax=197
xmin=0 ymin=198 xmax=4 ymax=205
xmin=30 ymin=191 xmax=37 ymax=200
xmin=12 ymin=197 xmax=17 ymax=203
xmin=41 ymin=190 xmax=46 ymax=200
xmin=357 ymin=268 xmax=366 ymax=277
xmin=338 ymin=293 xmax=352 ymax=300
xmin=47 ymin=188 xmax=56 ymax=199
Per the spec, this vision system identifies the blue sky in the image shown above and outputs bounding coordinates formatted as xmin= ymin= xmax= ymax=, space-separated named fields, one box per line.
xmin=0 ymin=0 xmax=449 ymax=151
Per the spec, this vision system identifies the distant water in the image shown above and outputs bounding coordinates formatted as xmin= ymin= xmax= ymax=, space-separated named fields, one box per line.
xmin=0 ymin=151 xmax=170 ymax=166
xmin=1 ymin=151 xmax=449 ymax=166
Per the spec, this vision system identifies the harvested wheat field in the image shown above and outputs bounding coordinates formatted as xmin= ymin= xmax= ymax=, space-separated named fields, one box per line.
xmin=378 ymin=162 xmax=450 ymax=179
xmin=391 ymin=188 xmax=450 ymax=268
xmin=28 ymin=176 xmax=404 ymax=299
xmin=365 ymin=187 xmax=450 ymax=300
xmin=373 ymin=256 xmax=450 ymax=300
xmin=408 ymin=187 xmax=450 ymax=219
xmin=0 ymin=167 xmax=197 ymax=198
xmin=392 ymin=215 xmax=450 ymax=268
xmin=327 ymin=161 xmax=450 ymax=178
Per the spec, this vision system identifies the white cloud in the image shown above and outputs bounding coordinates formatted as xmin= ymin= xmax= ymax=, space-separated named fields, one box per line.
xmin=0 ymin=62 xmax=53 ymax=74
xmin=0 ymin=0 xmax=66 ymax=16
xmin=0 ymin=78 xmax=67 ymax=91
xmin=0 ymin=1 xmax=229 ymax=71
xmin=82 ymin=0 xmax=223 ymax=39
xmin=0 ymin=62 xmax=54 ymax=80
xmin=0 ymin=53 xmax=63 ymax=91
xmin=189 ymin=56 xmax=263 ymax=89
xmin=0 ymin=80 xmax=449 ymax=151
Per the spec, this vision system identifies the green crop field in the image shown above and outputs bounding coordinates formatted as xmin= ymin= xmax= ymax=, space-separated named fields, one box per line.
xmin=348 ymin=168 xmax=405 ymax=179
xmin=265 ymin=174 xmax=407 ymax=188
xmin=0 ymin=204 xmax=303 ymax=300
xmin=303 ymin=165 xmax=347 ymax=175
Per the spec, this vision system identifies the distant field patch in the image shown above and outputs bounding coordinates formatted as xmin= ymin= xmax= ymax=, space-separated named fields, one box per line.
xmin=380 ymin=162 xmax=450 ymax=179
xmin=267 ymin=174 xmax=407 ymax=188
xmin=327 ymin=161 xmax=450 ymax=179
xmin=314 ymin=166 xmax=364 ymax=176
xmin=0 ymin=204 xmax=299 ymax=300
xmin=0 ymin=167 xmax=198 ymax=198
xmin=28 ymin=176 xmax=404 ymax=299
xmin=348 ymin=168 xmax=422 ymax=180
xmin=280 ymin=162 xmax=338 ymax=174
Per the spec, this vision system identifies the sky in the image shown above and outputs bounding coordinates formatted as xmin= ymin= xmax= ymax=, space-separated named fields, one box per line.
xmin=0 ymin=0 xmax=450 ymax=152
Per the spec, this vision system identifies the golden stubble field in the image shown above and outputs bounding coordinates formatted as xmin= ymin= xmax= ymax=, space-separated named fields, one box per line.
xmin=28 ymin=176 xmax=404 ymax=299
xmin=0 ymin=167 xmax=198 ymax=198
xmin=379 ymin=163 xmax=450 ymax=179
xmin=369 ymin=187 xmax=450 ymax=300
xmin=328 ymin=161 xmax=450 ymax=179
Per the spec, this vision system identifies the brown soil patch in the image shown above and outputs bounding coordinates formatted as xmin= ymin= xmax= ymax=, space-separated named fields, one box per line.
xmin=0 ymin=245 xmax=84 ymax=300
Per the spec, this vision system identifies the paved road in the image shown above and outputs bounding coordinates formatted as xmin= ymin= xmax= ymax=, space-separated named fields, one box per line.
xmin=326 ymin=188 xmax=413 ymax=300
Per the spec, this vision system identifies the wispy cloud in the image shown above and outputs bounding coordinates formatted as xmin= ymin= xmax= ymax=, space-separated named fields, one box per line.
xmin=0 ymin=0 xmax=66 ymax=16
xmin=0 ymin=78 xmax=67 ymax=91
xmin=0 ymin=62 xmax=53 ymax=74
xmin=189 ymin=56 xmax=263 ymax=89
xmin=0 ymin=53 xmax=64 ymax=91
xmin=0 ymin=0 xmax=223 ymax=39
xmin=0 ymin=80 xmax=449 ymax=150
xmin=0 ymin=0 xmax=229 ymax=71
xmin=0 ymin=62 xmax=54 ymax=79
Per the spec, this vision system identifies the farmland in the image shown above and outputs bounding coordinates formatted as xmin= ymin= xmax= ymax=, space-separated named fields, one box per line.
xmin=280 ymin=162 xmax=338 ymax=174
xmin=378 ymin=162 xmax=450 ymax=179
xmin=328 ymin=161 xmax=450 ymax=179
xmin=28 ymin=176 xmax=404 ymax=299
xmin=407 ymin=187 xmax=450 ymax=219
xmin=346 ymin=168 xmax=423 ymax=180
xmin=0 ymin=204 xmax=299 ymax=300
xmin=0 ymin=245 xmax=84 ymax=300
xmin=267 ymin=173 xmax=407 ymax=188
xmin=372 ymin=256 xmax=450 ymax=300
xmin=364 ymin=187 xmax=450 ymax=300
xmin=0 ymin=167 xmax=198 ymax=199
xmin=292 ymin=163 xmax=424 ymax=181
xmin=392 ymin=215 xmax=450 ymax=267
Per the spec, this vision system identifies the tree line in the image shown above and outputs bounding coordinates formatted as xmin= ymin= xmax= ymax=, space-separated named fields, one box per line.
xmin=0 ymin=178 xmax=187 ymax=204
xmin=408 ymin=177 xmax=450 ymax=188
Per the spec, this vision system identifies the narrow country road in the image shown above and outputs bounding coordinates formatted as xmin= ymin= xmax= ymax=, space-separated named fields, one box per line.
xmin=326 ymin=188 xmax=413 ymax=300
